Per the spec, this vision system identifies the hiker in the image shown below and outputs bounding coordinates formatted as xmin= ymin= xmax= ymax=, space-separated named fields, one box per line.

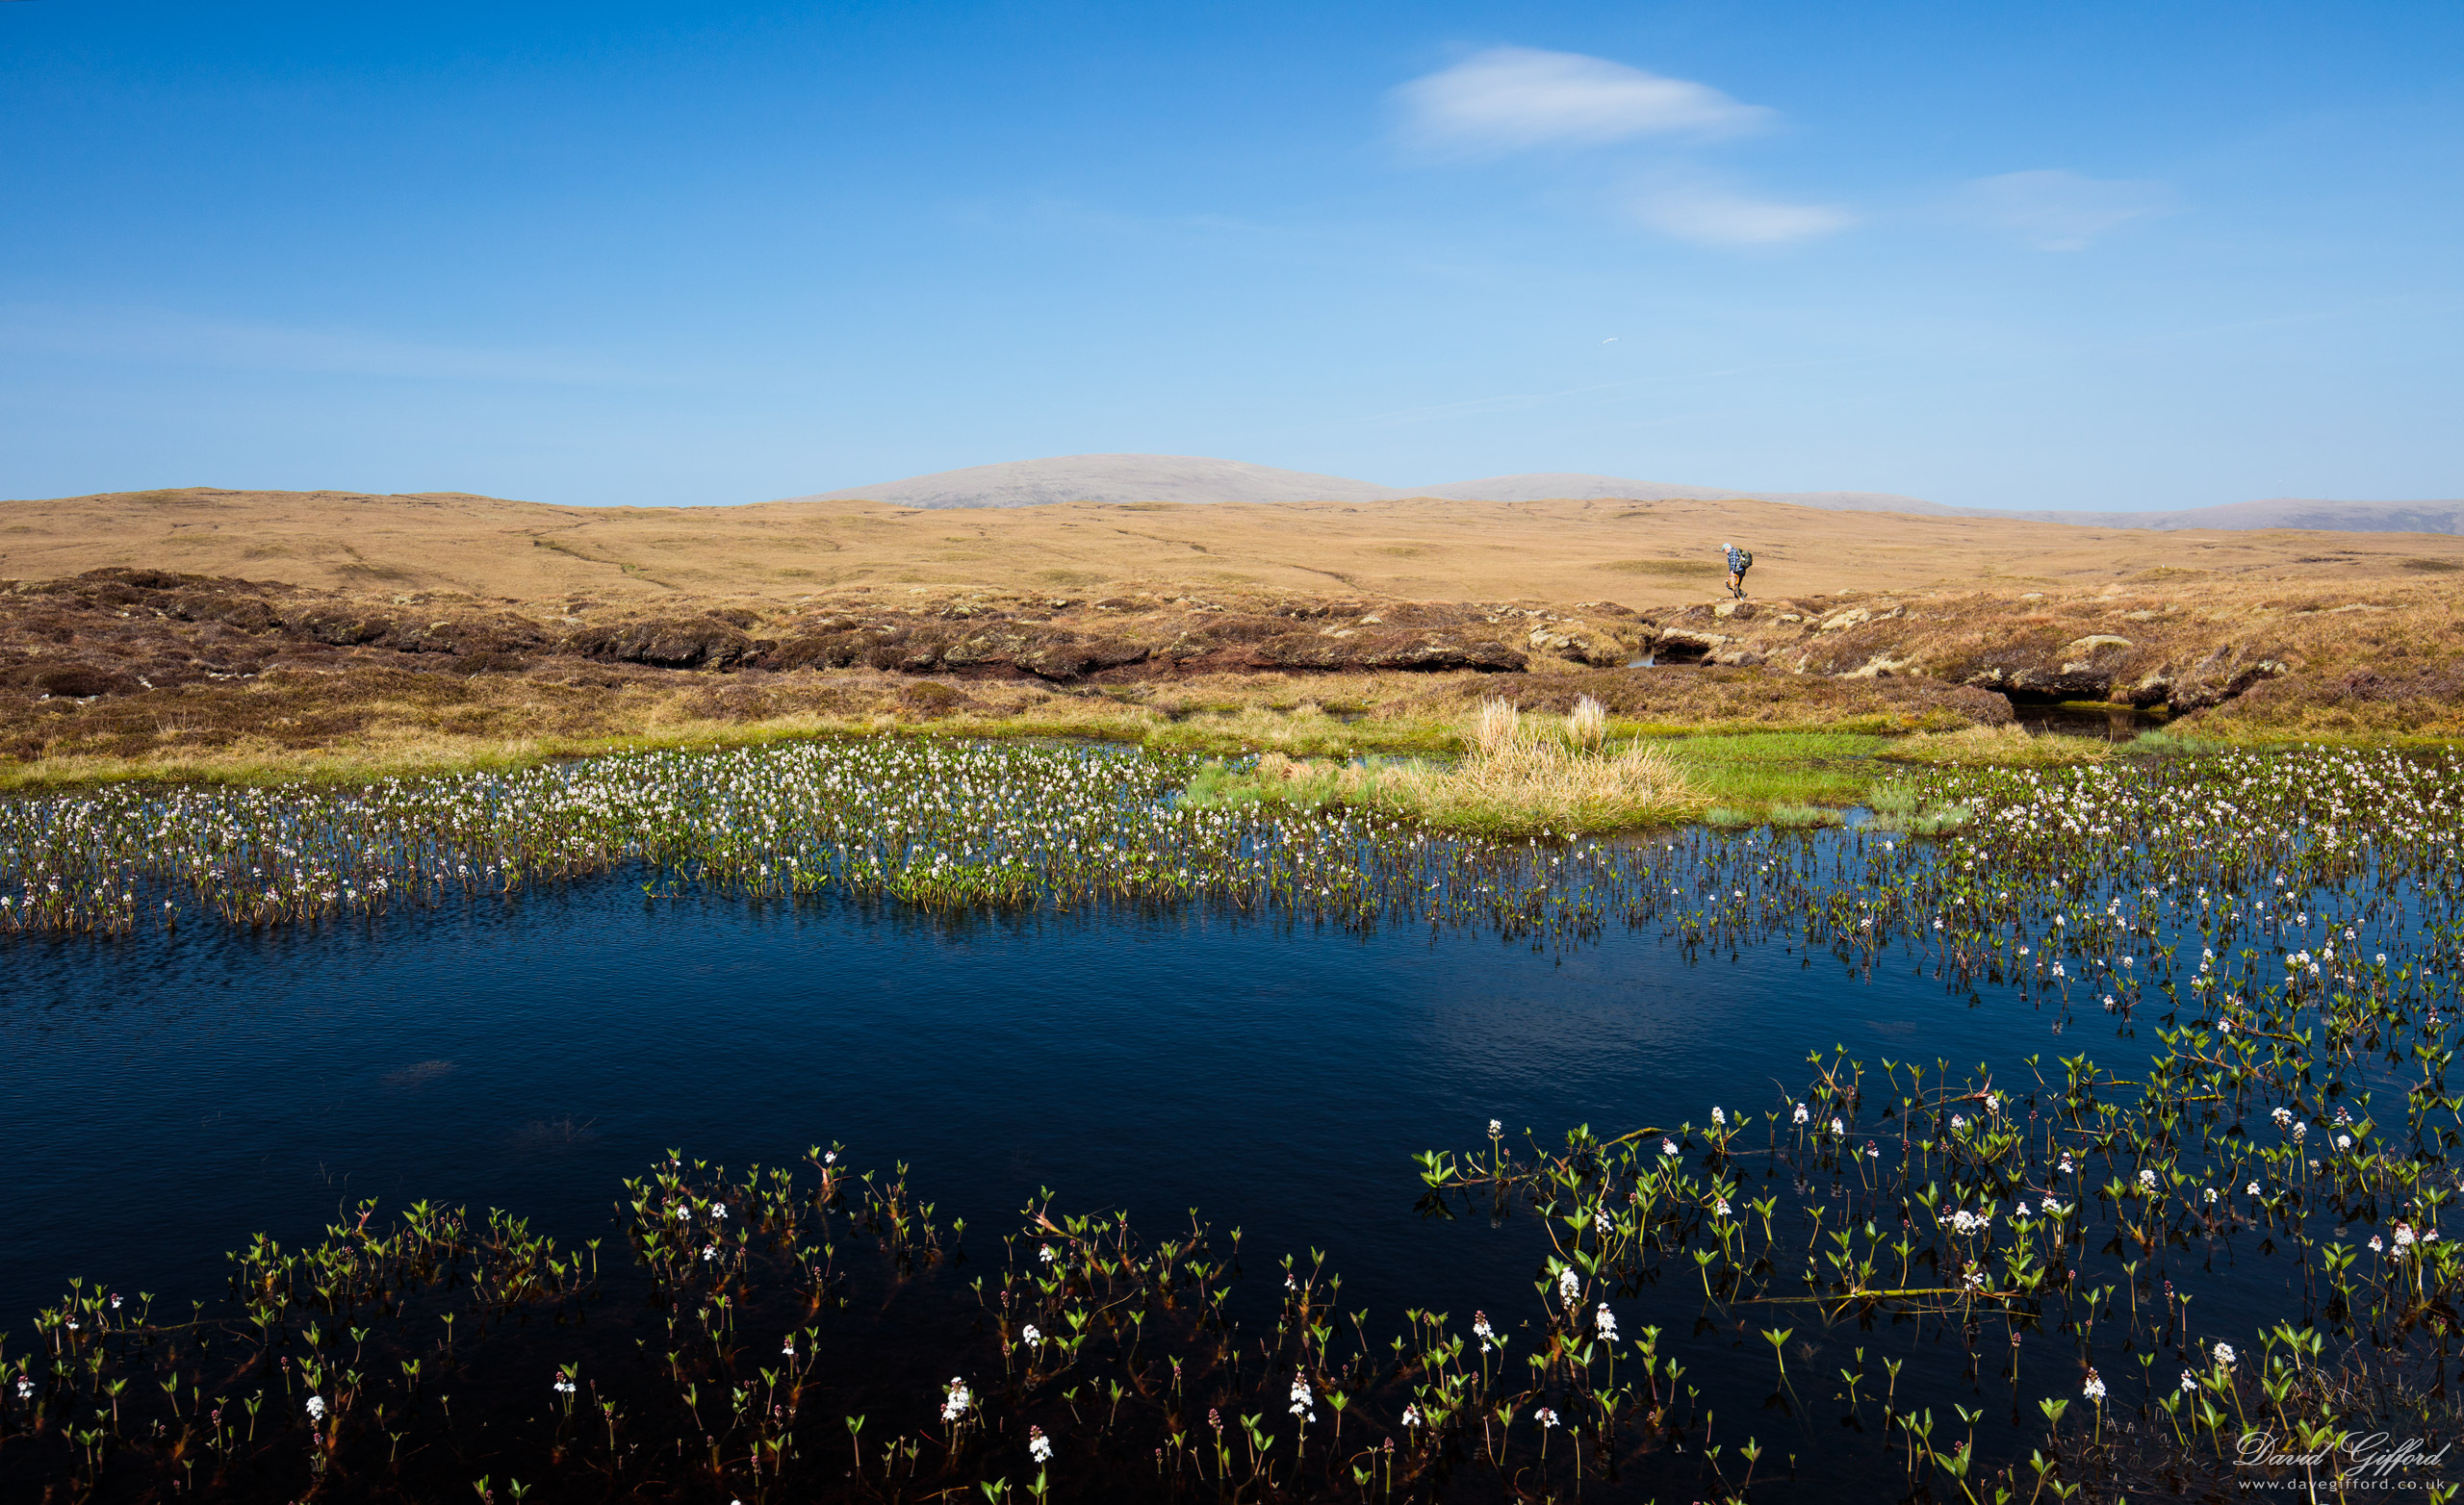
xmin=1722 ymin=541 xmax=1753 ymax=599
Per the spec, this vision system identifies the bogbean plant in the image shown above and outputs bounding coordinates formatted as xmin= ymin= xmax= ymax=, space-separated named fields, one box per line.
xmin=0 ymin=1141 xmax=1807 ymax=1502
xmin=1412 ymin=747 xmax=2464 ymax=1501
xmin=9 ymin=741 xmax=2464 ymax=1499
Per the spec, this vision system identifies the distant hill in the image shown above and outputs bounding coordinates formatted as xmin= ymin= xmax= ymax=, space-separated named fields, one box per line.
xmin=796 ymin=454 xmax=2454 ymax=533
xmin=1982 ymin=497 xmax=2464 ymax=534
xmin=790 ymin=454 xmax=1951 ymax=516
xmin=1406 ymin=472 xmax=1954 ymax=513
xmin=787 ymin=454 xmax=1399 ymax=509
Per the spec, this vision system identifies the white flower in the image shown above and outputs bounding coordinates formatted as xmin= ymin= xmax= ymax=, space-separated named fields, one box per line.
xmin=2059 ymin=1155 xmax=2076 ymax=1175
xmin=2139 ymin=1169 xmax=2158 ymax=1189
xmin=1401 ymin=1404 xmax=1423 ymax=1427
xmin=1714 ymin=1199 xmax=1732 ymax=1216
xmin=2179 ymin=1369 xmax=2197 ymax=1392
xmin=2213 ymin=1343 xmax=2236 ymax=1368
xmin=1473 ymin=1313 xmax=1494 ymax=1341
xmin=941 ymin=1377 xmax=971 ymax=1422
xmin=1792 ymin=1103 xmax=1810 ymax=1125
xmin=2082 ymin=1370 xmax=2107 ymax=1402
xmin=2396 ymin=1224 xmax=2417 ymax=1249
xmin=1595 ymin=1303 xmax=1618 ymax=1340
xmin=2041 ymin=1198 xmax=2065 ymax=1215
xmin=1537 ymin=1407 xmax=1560 ymax=1428
xmin=782 ymin=1339 xmax=796 ymax=1357
xmin=2246 ymin=1181 xmax=2261 ymax=1195
xmin=2371 ymin=1236 xmax=2386 ymax=1253
xmin=1709 ymin=1107 xmax=1726 ymax=1126
xmin=2203 ymin=1187 xmax=2218 ymax=1204
xmin=1660 ymin=1137 xmax=1679 ymax=1158
xmin=1950 ymin=1114 xmax=1967 ymax=1133
xmin=1289 ymin=1376 xmax=1315 ymax=1420
xmin=1557 ymin=1267 xmax=1580 ymax=1301
xmin=2015 ymin=1201 xmax=2032 ymax=1217
xmin=1028 ymin=1426 xmax=1054 ymax=1464
xmin=1831 ymin=1117 xmax=1845 ymax=1135
xmin=1488 ymin=1118 xmax=1502 ymax=1136
xmin=1039 ymin=1244 xmax=1055 ymax=1263
xmin=553 ymin=1378 xmax=577 ymax=1394
xmin=822 ymin=1150 xmax=837 ymax=1164
xmin=1020 ymin=1324 xmax=1042 ymax=1347
xmin=305 ymin=1395 xmax=327 ymax=1421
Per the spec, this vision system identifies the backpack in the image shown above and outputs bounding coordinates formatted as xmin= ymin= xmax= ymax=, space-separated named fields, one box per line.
xmin=1734 ymin=548 xmax=1753 ymax=570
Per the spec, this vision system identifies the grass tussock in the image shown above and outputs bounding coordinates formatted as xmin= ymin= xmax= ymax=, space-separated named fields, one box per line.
xmin=1184 ymin=699 xmax=1693 ymax=834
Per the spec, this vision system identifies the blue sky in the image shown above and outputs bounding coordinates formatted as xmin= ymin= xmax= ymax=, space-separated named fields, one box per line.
xmin=3 ymin=1 xmax=2458 ymax=509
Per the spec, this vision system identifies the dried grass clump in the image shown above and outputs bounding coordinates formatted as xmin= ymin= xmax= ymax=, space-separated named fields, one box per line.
xmin=1474 ymin=698 xmax=1523 ymax=756
xmin=1567 ymin=694 xmax=1608 ymax=750
xmin=1194 ymin=700 xmax=1693 ymax=834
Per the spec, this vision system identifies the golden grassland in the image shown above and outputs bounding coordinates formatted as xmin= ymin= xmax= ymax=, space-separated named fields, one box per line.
xmin=3 ymin=485 xmax=2460 ymax=815
xmin=10 ymin=485 xmax=2464 ymax=607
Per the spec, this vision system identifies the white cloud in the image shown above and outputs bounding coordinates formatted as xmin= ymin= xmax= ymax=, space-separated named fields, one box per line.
xmin=1630 ymin=182 xmax=1851 ymax=246
xmin=1395 ymin=46 xmax=1773 ymax=156
xmin=1966 ymin=169 xmax=2177 ymax=250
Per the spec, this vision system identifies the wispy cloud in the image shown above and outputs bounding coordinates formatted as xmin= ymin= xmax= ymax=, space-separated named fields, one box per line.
xmin=1965 ymin=169 xmax=2178 ymax=250
xmin=1630 ymin=179 xmax=1852 ymax=247
xmin=1390 ymin=47 xmax=1840 ymax=249
xmin=0 ymin=304 xmax=647 ymax=385
xmin=1394 ymin=46 xmax=1772 ymax=157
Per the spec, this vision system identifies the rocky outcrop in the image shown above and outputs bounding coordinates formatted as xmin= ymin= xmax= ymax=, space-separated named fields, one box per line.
xmin=566 ymin=617 xmax=759 ymax=669
xmin=1249 ymin=630 xmax=1526 ymax=673
xmin=1525 ymin=619 xmax=1630 ymax=666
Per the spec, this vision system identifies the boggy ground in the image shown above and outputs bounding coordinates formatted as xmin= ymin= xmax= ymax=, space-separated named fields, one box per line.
xmin=0 ymin=555 xmax=2456 ymax=789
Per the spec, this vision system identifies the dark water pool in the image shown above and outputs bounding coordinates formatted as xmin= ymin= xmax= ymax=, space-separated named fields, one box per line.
xmin=0 ymin=873 xmax=2043 ymax=1328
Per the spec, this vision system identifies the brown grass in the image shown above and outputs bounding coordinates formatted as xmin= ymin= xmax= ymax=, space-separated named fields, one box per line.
xmin=1187 ymin=700 xmax=1695 ymax=834
xmin=9 ymin=486 xmax=2462 ymax=611
xmin=3 ymin=486 xmax=2460 ymax=788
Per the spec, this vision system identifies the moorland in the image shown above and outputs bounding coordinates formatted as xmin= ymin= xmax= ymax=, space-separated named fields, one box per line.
xmin=4 ymin=485 xmax=2462 ymax=796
